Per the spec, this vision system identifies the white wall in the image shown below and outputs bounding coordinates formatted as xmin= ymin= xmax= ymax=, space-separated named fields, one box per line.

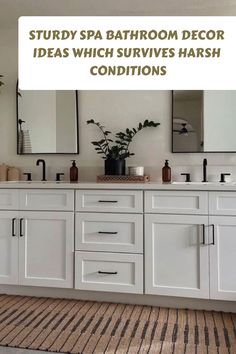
xmin=1 ymin=27 xmax=236 ymax=182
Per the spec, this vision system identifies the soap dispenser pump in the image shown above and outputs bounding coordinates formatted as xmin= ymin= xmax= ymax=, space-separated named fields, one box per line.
xmin=70 ymin=160 xmax=78 ymax=182
xmin=162 ymin=160 xmax=171 ymax=183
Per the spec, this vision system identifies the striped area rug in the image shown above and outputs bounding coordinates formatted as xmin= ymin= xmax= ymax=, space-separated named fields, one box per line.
xmin=0 ymin=295 xmax=235 ymax=353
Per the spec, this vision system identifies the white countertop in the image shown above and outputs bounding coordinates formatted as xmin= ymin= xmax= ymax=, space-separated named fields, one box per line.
xmin=0 ymin=181 xmax=236 ymax=191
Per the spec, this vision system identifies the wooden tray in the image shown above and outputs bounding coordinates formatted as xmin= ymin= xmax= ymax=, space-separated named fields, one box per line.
xmin=97 ymin=175 xmax=150 ymax=183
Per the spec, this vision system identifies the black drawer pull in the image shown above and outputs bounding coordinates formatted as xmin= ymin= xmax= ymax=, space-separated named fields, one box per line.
xmin=98 ymin=200 xmax=118 ymax=203
xmin=202 ymin=224 xmax=206 ymax=245
xmin=98 ymin=231 xmax=118 ymax=235
xmin=12 ymin=218 xmax=16 ymax=237
xmin=98 ymin=271 xmax=118 ymax=275
xmin=210 ymin=224 xmax=215 ymax=245
xmin=20 ymin=218 xmax=24 ymax=237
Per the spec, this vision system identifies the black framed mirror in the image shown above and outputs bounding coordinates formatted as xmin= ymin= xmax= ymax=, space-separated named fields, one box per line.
xmin=172 ymin=90 xmax=236 ymax=153
xmin=16 ymin=82 xmax=79 ymax=154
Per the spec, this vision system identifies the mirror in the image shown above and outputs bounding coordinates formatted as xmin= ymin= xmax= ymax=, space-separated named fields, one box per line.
xmin=16 ymin=84 xmax=79 ymax=154
xmin=172 ymin=90 xmax=236 ymax=153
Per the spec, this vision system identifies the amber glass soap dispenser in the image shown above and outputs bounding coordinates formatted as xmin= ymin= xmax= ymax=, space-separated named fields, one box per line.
xmin=70 ymin=160 xmax=78 ymax=182
xmin=162 ymin=160 xmax=171 ymax=183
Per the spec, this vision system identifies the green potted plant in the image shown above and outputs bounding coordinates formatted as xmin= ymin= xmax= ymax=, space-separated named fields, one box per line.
xmin=87 ymin=119 xmax=160 ymax=175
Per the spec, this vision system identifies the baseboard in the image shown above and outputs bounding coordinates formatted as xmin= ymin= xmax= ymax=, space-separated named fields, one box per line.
xmin=0 ymin=285 xmax=235 ymax=312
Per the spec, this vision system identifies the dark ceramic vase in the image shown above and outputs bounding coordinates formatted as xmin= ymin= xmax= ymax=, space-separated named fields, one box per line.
xmin=104 ymin=158 xmax=126 ymax=175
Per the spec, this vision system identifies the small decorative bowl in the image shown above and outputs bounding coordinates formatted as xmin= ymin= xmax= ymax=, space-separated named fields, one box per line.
xmin=128 ymin=166 xmax=144 ymax=176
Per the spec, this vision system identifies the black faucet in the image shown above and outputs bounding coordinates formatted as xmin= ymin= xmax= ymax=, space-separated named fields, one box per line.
xmin=36 ymin=159 xmax=46 ymax=181
xmin=202 ymin=158 xmax=208 ymax=182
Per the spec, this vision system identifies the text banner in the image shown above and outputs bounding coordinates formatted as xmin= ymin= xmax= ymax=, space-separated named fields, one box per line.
xmin=18 ymin=16 xmax=236 ymax=89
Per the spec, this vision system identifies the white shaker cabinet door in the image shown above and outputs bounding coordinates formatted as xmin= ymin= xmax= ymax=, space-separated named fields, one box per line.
xmin=209 ymin=216 xmax=236 ymax=301
xmin=0 ymin=211 xmax=18 ymax=285
xmin=18 ymin=211 xmax=74 ymax=288
xmin=145 ymin=214 xmax=209 ymax=299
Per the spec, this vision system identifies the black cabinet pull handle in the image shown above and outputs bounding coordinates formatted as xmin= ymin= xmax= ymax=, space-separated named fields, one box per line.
xmin=12 ymin=218 xmax=16 ymax=237
xmin=202 ymin=224 xmax=206 ymax=245
xmin=20 ymin=218 xmax=24 ymax=237
xmin=211 ymin=224 xmax=215 ymax=245
xmin=98 ymin=231 xmax=118 ymax=235
xmin=98 ymin=200 xmax=118 ymax=203
xmin=98 ymin=271 xmax=118 ymax=275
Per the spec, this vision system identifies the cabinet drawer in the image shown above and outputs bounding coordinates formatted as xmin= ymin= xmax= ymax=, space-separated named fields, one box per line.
xmin=75 ymin=213 xmax=143 ymax=253
xmin=209 ymin=192 xmax=236 ymax=215
xmin=145 ymin=191 xmax=208 ymax=215
xmin=75 ymin=251 xmax=143 ymax=294
xmin=76 ymin=190 xmax=143 ymax=213
xmin=0 ymin=189 xmax=19 ymax=210
xmin=20 ymin=189 xmax=74 ymax=211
